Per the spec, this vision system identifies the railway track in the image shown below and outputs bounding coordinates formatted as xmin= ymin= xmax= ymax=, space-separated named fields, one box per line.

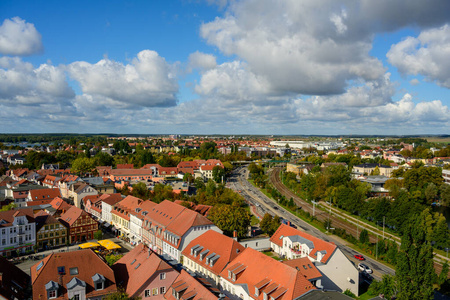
xmin=268 ymin=166 xmax=447 ymax=275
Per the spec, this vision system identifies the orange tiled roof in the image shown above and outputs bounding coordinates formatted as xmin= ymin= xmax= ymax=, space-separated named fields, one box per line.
xmin=165 ymin=269 xmax=217 ymax=300
xmin=182 ymin=230 xmax=244 ymax=276
xmin=270 ymin=224 xmax=336 ymax=263
xmin=220 ymin=248 xmax=315 ymax=300
xmin=29 ymin=188 xmax=61 ymax=201
xmin=113 ymin=244 xmax=174 ymax=297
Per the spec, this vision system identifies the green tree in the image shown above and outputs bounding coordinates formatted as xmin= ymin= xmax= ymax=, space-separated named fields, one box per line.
xmin=194 ymin=177 xmax=206 ymax=191
xmin=359 ymin=229 xmax=369 ymax=244
xmin=440 ymin=184 xmax=450 ymax=206
xmin=104 ymin=288 xmax=141 ymax=300
xmin=94 ymin=230 xmax=103 ymax=240
xmin=206 ymin=179 xmax=217 ymax=196
xmin=212 ymin=166 xmax=225 ymax=183
xmin=71 ymin=157 xmax=95 ymax=175
xmin=0 ymin=203 xmax=15 ymax=211
xmin=208 ymin=204 xmax=251 ymax=237
xmin=132 ymin=182 xmax=148 ymax=199
xmin=104 ymin=254 xmax=124 ymax=266
xmin=396 ymin=213 xmax=435 ymax=300
xmin=260 ymin=213 xmax=273 ymax=234
xmin=95 ymin=151 xmax=114 ymax=166
xmin=183 ymin=172 xmax=194 ymax=183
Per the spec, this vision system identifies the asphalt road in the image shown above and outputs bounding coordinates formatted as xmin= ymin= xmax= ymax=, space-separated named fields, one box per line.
xmin=228 ymin=166 xmax=395 ymax=281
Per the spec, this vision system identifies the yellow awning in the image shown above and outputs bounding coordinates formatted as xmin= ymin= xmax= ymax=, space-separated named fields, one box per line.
xmin=98 ymin=239 xmax=121 ymax=250
xmin=79 ymin=242 xmax=100 ymax=249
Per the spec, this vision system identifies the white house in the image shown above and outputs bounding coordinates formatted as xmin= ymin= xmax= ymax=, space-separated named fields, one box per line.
xmin=0 ymin=208 xmax=36 ymax=256
xmin=270 ymin=224 xmax=359 ymax=296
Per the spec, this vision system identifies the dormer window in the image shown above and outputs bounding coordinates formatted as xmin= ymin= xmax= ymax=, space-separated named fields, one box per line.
xmin=228 ymin=270 xmax=232 ymax=278
xmin=92 ymin=273 xmax=106 ymax=291
xmin=45 ymin=281 xmax=59 ymax=299
xmin=255 ymin=287 xmax=259 ymax=296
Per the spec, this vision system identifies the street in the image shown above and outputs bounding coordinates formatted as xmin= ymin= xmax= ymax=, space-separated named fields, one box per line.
xmin=228 ymin=166 xmax=395 ymax=281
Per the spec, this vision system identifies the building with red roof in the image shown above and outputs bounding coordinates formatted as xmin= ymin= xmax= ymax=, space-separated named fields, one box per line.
xmin=220 ymin=247 xmax=316 ymax=300
xmin=31 ymin=249 xmax=116 ymax=300
xmin=112 ymin=243 xmax=178 ymax=299
xmin=27 ymin=188 xmax=61 ymax=203
xmin=182 ymin=230 xmax=244 ymax=286
xmin=270 ymin=224 xmax=358 ymax=295
xmin=165 ymin=270 xmax=218 ymax=300
xmin=141 ymin=200 xmax=221 ymax=262
xmin=0 ymin=208 xmax=36 ymax=256
xmin=59 ymin=206 xmax=98 ymax=243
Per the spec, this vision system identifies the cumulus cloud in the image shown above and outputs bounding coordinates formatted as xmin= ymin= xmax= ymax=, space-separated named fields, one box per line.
xmin=387 ymin=25 xmax=450 ymax=88
xmin=0 ymin=57 xmax=74 ymax=105
xmin=410 ymin=78 xmax=420 ymax=86
xmin=68 ymin=50 xmax=178 ymax=108
xmin=187 ymin=51 xmax=217 ymax=73
xmin=200 ymin=0 xmax=387 ymax=96
xmin=0 ymin=17 xmax=43 ymax=56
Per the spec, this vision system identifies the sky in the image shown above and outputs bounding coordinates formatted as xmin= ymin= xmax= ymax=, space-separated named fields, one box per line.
xmin=0 ymin=0 xmax=449 ymax=135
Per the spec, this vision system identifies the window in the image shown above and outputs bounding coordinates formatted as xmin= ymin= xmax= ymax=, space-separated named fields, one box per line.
xmin=73 ymin=294 xmax=80 ymax=300
xmin=152 ymin=288 xmax=158 ymax=296
xmin=145 ymin=290 xmax=151 ymax=297
xmin=96 ymin=282 xmax=103 ymax=290
xmin=48 ymin=290 xmax=57 ymax=299
xmin=69 ymin=267 xmax=79 ymax=275
xmin=160 ymin=287 xmax=166 ymax=294
xmin=160 ymin=273 xmax=166 ymax=280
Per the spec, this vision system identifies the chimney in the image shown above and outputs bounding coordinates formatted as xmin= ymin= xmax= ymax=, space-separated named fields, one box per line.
xmin=232 ymin=230 xmax=238 ymax=241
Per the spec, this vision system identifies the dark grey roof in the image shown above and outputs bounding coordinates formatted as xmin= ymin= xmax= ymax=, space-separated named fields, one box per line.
xmin=298 ymin=290 xmax=353 ymax=299
xmin=92 ymin=273 xmax=105 ymax=283
xmin=45 ymin=280 xmax=59 ymax=290
xmin=286 ymin=235 xmax=315 ymax=249
xmin=66 ymin=277 xmax=86 ymax=290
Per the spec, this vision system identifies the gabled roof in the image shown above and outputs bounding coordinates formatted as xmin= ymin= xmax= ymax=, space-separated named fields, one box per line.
xmin=30 ymin=249 xmax=116 ymax=300
xmin=29 ymin=188 xmax=61 ymax=201
xmin=166 ymin=209 xmax=214 ymax=239
xmin=35 ymin=212 xmax=62 ymax=232
xmin=60 ymin=206 xmax=88 ymax=226
xmin=182 ymin=230 xmax=244 ymax=276
xmin=113 ymin=244 xmax=175 ymax=297
xmin=282 ymin=258 xmax=322 ymax=280
xmin=270 ymin=224 xmax=336 ymax=264
xmin=101 ymin=193 xmax=124 ymax=206
xmin=0 ymin=208 xmax=34 ymax=227
xmin=165 ymin=270 xmax=217 ymax=300
xmin=49 ymin=197 xmax=72 ymax=211
xmin=220 ymin=248 xmax=315 ymax=300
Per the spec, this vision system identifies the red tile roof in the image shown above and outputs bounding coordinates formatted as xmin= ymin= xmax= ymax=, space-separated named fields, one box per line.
xmin=113 ymin=243 xmax=175 ymax=297
xmin=270 ymin=224 xmax=336 ymax=263
xmin=165 ymin=270 xmax=217 ymax=300
xmin=182 ymin=230 xmax=244 ymax=276
xmin=29 ymin=188 xmax=61 ymax=201
xmin=220 ymin=248 xmax=315 ymax=300
xmin=59 ymin=206 xmax=89 ymax=226
xmin=49 ymin=197 xmax=72 ymax=212
xmin=112 ymin=195 xmax=143 ymax=221
xmin=282 ymin=258 xmax=322 ymax=280
xmin=31 ymin=249 xmax=116 ymax=300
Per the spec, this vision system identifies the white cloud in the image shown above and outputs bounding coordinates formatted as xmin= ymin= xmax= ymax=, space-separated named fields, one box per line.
xmin=0 ymin=17 xmax=43 ymax=56
xmin=200 ymin=0 xmax=386 ymax=96
xmin=187 ymin=51 xmax=217 ymax=73
xmin=387 ymin=25 xmax=450 ymax=88
xmin=0 ymin=57 xmax=74 ymax=105
xmin=410 ymin=78 xmax=420 ymax=86
xmin=68 ymin=50 xmax=179 ymax=108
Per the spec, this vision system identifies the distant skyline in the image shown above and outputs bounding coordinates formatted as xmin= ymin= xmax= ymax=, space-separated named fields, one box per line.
xmin=0 ymin=0 xmax=449 ymax=135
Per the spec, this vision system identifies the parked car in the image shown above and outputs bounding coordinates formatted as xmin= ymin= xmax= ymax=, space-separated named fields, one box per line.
xmin=358 ymin=263 xmax=373 ymax=274
xmin=354 ymin=254 xmax=365 ymax=261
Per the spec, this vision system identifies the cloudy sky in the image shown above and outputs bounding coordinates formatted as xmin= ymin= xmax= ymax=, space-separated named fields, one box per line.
xmin=1 ymin=0 xmax=449 ymax=135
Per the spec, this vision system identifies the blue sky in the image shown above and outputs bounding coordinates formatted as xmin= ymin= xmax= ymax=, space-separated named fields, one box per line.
xmin=0 ymin=0 xmax=449 ymax=135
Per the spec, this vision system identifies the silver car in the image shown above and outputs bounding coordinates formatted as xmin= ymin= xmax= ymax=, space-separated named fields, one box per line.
xmin=358 ymin=263 xmax=373 ymax=274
